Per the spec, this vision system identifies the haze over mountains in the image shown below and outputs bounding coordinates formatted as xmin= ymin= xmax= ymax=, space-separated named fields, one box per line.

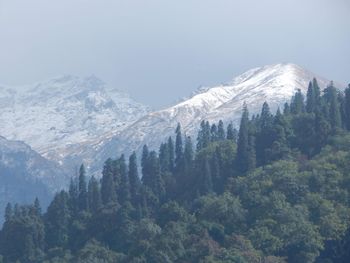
xmin=0 ymin=75 xmax=150 ymax=172
xmin=94 ymin=63 xmax=334 ymax=172
xmin=0 ymin=136 xmax=68 ymax=222
xmin=0 ymin=63 xmax=341 ymax=215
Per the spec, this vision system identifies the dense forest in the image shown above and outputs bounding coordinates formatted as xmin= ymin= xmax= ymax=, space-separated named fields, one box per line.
xmin=1 ymin=79 xmax=350 ymax=263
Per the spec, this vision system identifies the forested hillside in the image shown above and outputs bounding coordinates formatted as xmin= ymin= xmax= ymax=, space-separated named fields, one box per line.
xmin=1 ymin=79 xmax=350 ymax=263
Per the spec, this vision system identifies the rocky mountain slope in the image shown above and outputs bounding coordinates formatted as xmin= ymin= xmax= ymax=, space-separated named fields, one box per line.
xmin=94 ymin=63 xmax=334 ymax=171
xmin=0 ymin=75 xmax=150 ymax=171
xmin=0 ymin=63 xmax=339 ymax=178
xmin=0 ymin=136 xmax=68 ymax=223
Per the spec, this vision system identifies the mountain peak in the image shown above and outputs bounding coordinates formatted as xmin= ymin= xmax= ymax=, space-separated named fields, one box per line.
xmin=0 ymin=75 xmax=150 ymax=166
xmin=94 ymin=63 xmax=336 ymax=174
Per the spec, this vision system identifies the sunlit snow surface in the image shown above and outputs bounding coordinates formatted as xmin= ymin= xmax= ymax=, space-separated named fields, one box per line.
xmin=0 ymin=63 xmax=340 ymax=179
xmin=0 ymin=75 xmax=150 ymax=170
xmin=95 ymin=63 xmax=336 ymax=174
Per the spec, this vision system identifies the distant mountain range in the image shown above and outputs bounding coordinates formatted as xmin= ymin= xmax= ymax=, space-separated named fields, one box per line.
xmin=0 ymin=75 xmax=150 ymax=173
xmin=0 ymin=136 xmax=67 ymax=223
xmin=0 ymin=63 xmax=343 ymax=216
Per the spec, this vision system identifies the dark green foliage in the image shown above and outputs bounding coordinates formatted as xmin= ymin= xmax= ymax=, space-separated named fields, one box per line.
xmin=256 ymin=102 xmax=275 ymax=165
xmin=290 ymin=89 xmax=305 ymax=114
xmin=226 ymin=122 xmax=237 ymax=141
xmin=175 ymin=123 xmax=184 ymax=172
xmin=141 ymin=144 xmax=149 ymax=179
xmin=3 ymin=79 xmax=350 ymax=263
xmin=101 ymin=159 xmax=118 ymax=205
xmin=118 ymin=155 xmax=131 ymax=204
xmin=68 ymin=177 xmax=78 ymax=215
xmin=236 ymin=104 xmax=254 ymax=174
xmin=201 ymin=157 xmax=213 ymax=194
xmin=210 ymin=123 xmax=218 ymax=142
xmin=197 ymin=120 xmax=211 ymax=151
xmin=344 ymin=84 xmax=350 ymax=130
xmin=167 ymin=136 xmax=175 ymax=172
xmin=283 ymin=102 xmax=290 ymax=115
xmin=0 ymin=202 xmax=45 ymax=262
xmin=324 ymin=82 xmax=342 ymax=130
xmin=129 ymin=152 xmax=141 ymax=206
xmin=88 ymin=176 xmax=102 ymax=213
xmin=184 ymin=136 xmax=194 ymax=174
xmin=4 ymin=203 xmax=12 ymax=222
xmin=78 ymin=164 xmax=88 ymax=211
xmin=218 ymin=120 xmax=226 ymax=140
xmin=45 ymin=191 xmax=71 ymax=249
xmin=306 ymin=79 xmax=321 ymax=113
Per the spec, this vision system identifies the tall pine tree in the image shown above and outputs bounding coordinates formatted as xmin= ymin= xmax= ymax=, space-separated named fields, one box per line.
xmin=101 ymin=159 xmax=118 ymax=205
xmin=88 ymin=176 xmax=102 ymax=213
xmin=78 ymin=164 xmax=88 ymax=211
xmin=235 ymin=104 xmax=250 ymax=174
xmin=129 ymin=152 xmax=141 ymax=206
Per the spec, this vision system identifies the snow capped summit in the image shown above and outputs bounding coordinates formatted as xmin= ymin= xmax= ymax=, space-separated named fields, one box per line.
xmin=0 ymin=75 xmax=150 ymax=166
xmin=0 ymin=63 xmax=340 ymax=180
xmin=94 ymin=63 xmax=336 ymax=171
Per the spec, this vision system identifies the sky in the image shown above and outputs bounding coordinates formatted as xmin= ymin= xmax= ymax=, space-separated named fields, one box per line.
xmin=0 ymin=0 xmax=349 ymax=108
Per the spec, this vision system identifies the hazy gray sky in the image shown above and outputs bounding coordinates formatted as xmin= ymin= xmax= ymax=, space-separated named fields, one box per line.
xmin=0 ymin=0 xmax=349 ymax=108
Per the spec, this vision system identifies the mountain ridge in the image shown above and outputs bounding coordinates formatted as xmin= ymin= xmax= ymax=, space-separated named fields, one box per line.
xmin=91 ymin=63 xmax=339 ymax=174
xmin=0 ymin=75 xmax=150 ymax=170
xmin=0 ymin=63 xmax=343 ymax=179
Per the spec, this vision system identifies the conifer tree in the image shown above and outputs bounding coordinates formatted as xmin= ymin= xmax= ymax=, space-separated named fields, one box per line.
xmin=197 ymin=120 xmax=211 ymax=151
xmin=217 ymin=120 xmax=226 ymax=140
xmin=141 ymin=145 xmax=149 ymax=179
xmin=101 ymin=159 xmax=118 ymax=205
xmin=184 ymin=136 xmax=194 ymax=175
xmin=313 ymin=78 xmax=321 ymax=101
xmin=45 ymin=191 xmax=71 ymax=248
xmin=247 ymin=133 xmax=257 ymax=171
xmin=129 ymin=152 xmax=141 ymax=205
xmin=260 ymin=102 xmax=273 ymax=130
xmin=33 ymin=197 xmax=42 ymax=216
xmin=290 ymin=89 xmax=305 ymax=114
xmin=201 ymin=158 xmax=213 ymax=194
xmin=235 ymin=104 xmax=250 ymax=174
xmin=283 ymin=102 xmax=290 ymax=115
xmin=266 ymin=108 xmax=291 ymax=161
xmin=326 ymin=82 xmax=342 ymax=130
xmin=306 ymin=78 xmax=322 ymax=113
xmin=306 ymin=81 xmax=315 ymax=113
xmin=78 ymin=164 xmax=88 ymax=211
xmin=344 ymin=84 xmax=350 ymax=130
xmin=68 ymin=177 xmax=79 ymax=215
xmin=256 ymin=102 xmax=274 ymax=165
xmin=210 ymin=123 xmax=218 ymax=142
xmin=88 ymin=176 xmax=102 ymax=213
xmin=226 ymin=123 xmax=237 ymax=141
xmin=147 ymin=151 xmax=165 ymax=201
xmin=314 ymin=112 xmax=331 ymax=153
xmin=211 ymin=147 xmax=222 ymax=193
xmin=167 ymin=137 xmax=175 ymax=172
xmin=175 ymin=123 xmax=184 ymax=171
xmin=159 ymin=143 xmax=170 ymax=173
xmin=4 ymin=203 xmax=13 ymax=222
xmin=118 ymin=155 xmax=130 ymax=204
xmin=204 ymin=121 xmax=211 ymax=146
xmin=197 ymin=120 xmax=205 ymax=150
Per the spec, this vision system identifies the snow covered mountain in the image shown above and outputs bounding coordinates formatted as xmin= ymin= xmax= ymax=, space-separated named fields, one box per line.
xmin=0 ymin=75 xmax=150 ymax=170
xmin=0 ymin=136 xmax=68 ymax=223
xmin=94 ymin=63 xmax=335 ymax=170
xmin=0 ymin=63 xmax=339 ymax=180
